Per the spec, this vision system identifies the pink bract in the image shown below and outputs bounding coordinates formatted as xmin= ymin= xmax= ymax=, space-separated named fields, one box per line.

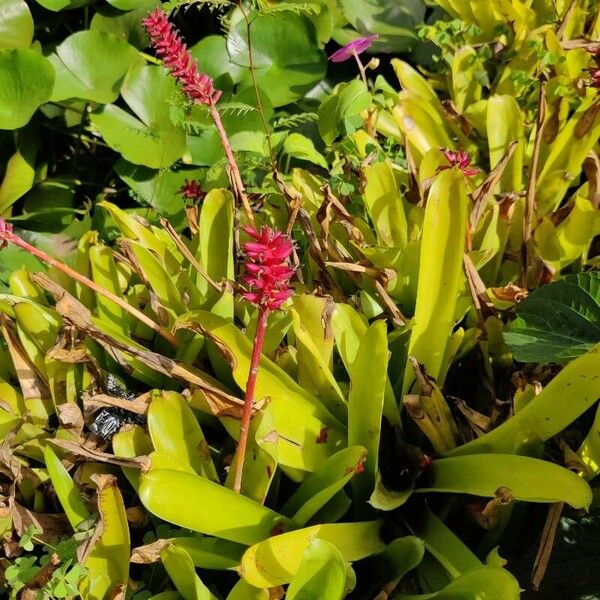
xmin=242 ymin=226 xmax=295 ymax=311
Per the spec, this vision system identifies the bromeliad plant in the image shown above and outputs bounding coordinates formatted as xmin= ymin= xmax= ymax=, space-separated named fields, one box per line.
xmin=0 ymin=0 xmax=599 ymax=599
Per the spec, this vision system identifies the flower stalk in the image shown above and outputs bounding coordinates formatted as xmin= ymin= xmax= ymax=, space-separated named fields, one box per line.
xmin=143 ymin=8 xmax=255 ymax=226
xmin=0 ymin=219 xmax=179 ymax=347
xmin=232 ymin=226 xmax=294 ymax=494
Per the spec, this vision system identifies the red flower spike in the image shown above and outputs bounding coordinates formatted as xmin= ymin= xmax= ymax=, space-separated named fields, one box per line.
xmin=242 ymin=226 xmax=295 ymax=311
xmin=439 ymin=148 xmax=481 ymax=177
xmin=143 ymin=8 xmax=221 ymax=106
xmin=178 ymin=179 xmax=204 ymax=202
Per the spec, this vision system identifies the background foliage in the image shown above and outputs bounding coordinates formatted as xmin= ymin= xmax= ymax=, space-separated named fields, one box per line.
xmin=0 ymin=0 xmax=599 ymax=598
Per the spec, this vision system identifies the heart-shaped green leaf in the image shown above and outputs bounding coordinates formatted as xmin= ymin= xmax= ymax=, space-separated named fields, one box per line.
xmin=0 ymin=0 xmax=33 ymax=50
xmin=91 ymin=65 xmax=187 ymax=168
xmin=227 ymin=12 xmax=326 ymax=107
xmin=50 ymin=30 xmax=143 ymax=103
xmin=0 ymin=49 xmax=55 ymax=130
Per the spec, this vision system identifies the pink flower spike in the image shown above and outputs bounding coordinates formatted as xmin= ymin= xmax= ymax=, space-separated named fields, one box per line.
xmin=242 ymin=226 xmax=295 ymax=311
xmin=178 ymin=179 xmax=204 ymax=202
xmin=439 ymin=148 xmax=481 ymax=177
xmin=328 ymin=34 xmax=379 ymax=63
xmin=143 ymin=8 xmax=221 ymax=106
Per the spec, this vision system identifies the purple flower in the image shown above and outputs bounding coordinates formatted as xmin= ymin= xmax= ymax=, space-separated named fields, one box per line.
xmin=328 ymin=34 xmax=379 ymax=63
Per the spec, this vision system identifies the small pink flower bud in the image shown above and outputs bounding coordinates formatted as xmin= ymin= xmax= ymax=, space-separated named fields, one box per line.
xmin=439 ymin=148 xmax=481 ymax=177
xmin=178 ymin=179 xmax=204 ymax=202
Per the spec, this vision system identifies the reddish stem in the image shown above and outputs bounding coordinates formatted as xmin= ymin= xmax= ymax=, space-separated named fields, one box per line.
xmin=233 ymin=306 xmax=269 ymax=494
xmin=0 ymin=229 xmax=179 ymax=348
xmin=208 ymin=104 xmax=255 ymax=227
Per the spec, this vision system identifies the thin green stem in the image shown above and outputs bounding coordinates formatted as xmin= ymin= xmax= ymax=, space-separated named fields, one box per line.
xmin=233 ymin=306 xmax=269 ymax=494
xmin=238 ymin=2 xmax=275 ymax=169
xmin=353 ymin=50 xmax=369 ymax=88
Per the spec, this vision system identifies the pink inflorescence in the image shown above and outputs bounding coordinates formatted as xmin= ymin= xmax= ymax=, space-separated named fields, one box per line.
xmin=178 ymin=179 xmax=204 ymax=202
xmin=242 ymin=226 xmax=295 ymax=311
xmin=328 ymin=34 xmax=379 ymax=63
xmin=143 ymin=8 xmax=221 ymax=106
xmin=440 ymin=148 xmax=481 ymax=177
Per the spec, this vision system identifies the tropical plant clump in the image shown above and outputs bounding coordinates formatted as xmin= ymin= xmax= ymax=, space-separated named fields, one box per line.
xmin=0 ymin=0 xmax=599 ymax=598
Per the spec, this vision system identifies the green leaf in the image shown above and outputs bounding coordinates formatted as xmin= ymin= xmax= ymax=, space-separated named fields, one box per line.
xmin=504 ymin=272 xmax=600 ymax=363
xmin=536 ymin=95 xmax=600 ymax=214
xmin=0 ymin=131 xmax=37 ymax=213
xmin=318 ymin=80 xmax=371 ymax=145
xmin=91 ymin=65 xmax=187 ymax=169
xmin=171 ymin=536 xmax=245 ymax=570
xmin=0 ymin=0 xmax=33 ymax=50
xmin=227 ymin=11 xmax=326 ymax=107
xmin=451 ymin=46 xmax=483 ymax=114
xmin=0 ymin=49 xmax=55 ymax=130
xmin=534 ymin=196 xmax=600 ymax=271
xmin=226 ymin=579 xmax=268 ymax=600
xmin=280 ymin=446 xmax=367 ymax=525
xmin=240 ymin=521 xmax=385 ymax=588
xmin=395 ymin=566 xmax=521 ymax=599
xmin=50 ymin=31 xmax=143 ymax=103
xmin=44 ymin=445 xmax=91 ymax=530
xmin=140 ymin=469 xmax=293 ymax=545
xmin=190 ymin=35 xmax=245 ymax=83
xmin=107 ymin=0 xmax=153 ymax=10
xmin=486 ymin=95 xmax=524 ymax=193
xmin=362 ymin=159 xmax=408 ymax=248
xmin=578 ymin=401 xmax=600 ymax=480
xmin=80 ymin=475 xmax=130 ymax=600
xmin=368 ymin=472 xmax=413 ymax=511
xmin=112 ymin=424 xmax=153 ymax=491
xmin=160 ymin=544 xmax=217 ymax=600
xmin=283 ymin=133 xmax=328 ymax=168
xmin=91 ymin=1 xmax=158 ymax=49
xmin=291 ymin=307 xmax=347 ymax=423
xmin=114 ymin=160 xmax=202 ymax=221
xmin=339 ymin=0 xmax=424 ymax=52
xmin=286 ymin=539 xmax=347 ymax=600
xmin=147 ymin=391 xmax=218 ymax=481
xmin=198 ymin=189 xmax=234 ymax=313
xmin=175 ymin=310 xmax=344 ymax=431
xmin=33 ymin=0 xmax=91 ymax=10
xmin=417 ymin=454 xmax=592 ymax=509
xmin=403 ymin=169 xmax=468 ymax=392
xmin=348 ymin=320 xmax=388 ymax=507
xmin=410 ymin=506 xmax=481 ymax=578
xmin=358 ymin=536 xmax=425 ymax=596
xmin=448 ymin=342 xmax=600 ymax=457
